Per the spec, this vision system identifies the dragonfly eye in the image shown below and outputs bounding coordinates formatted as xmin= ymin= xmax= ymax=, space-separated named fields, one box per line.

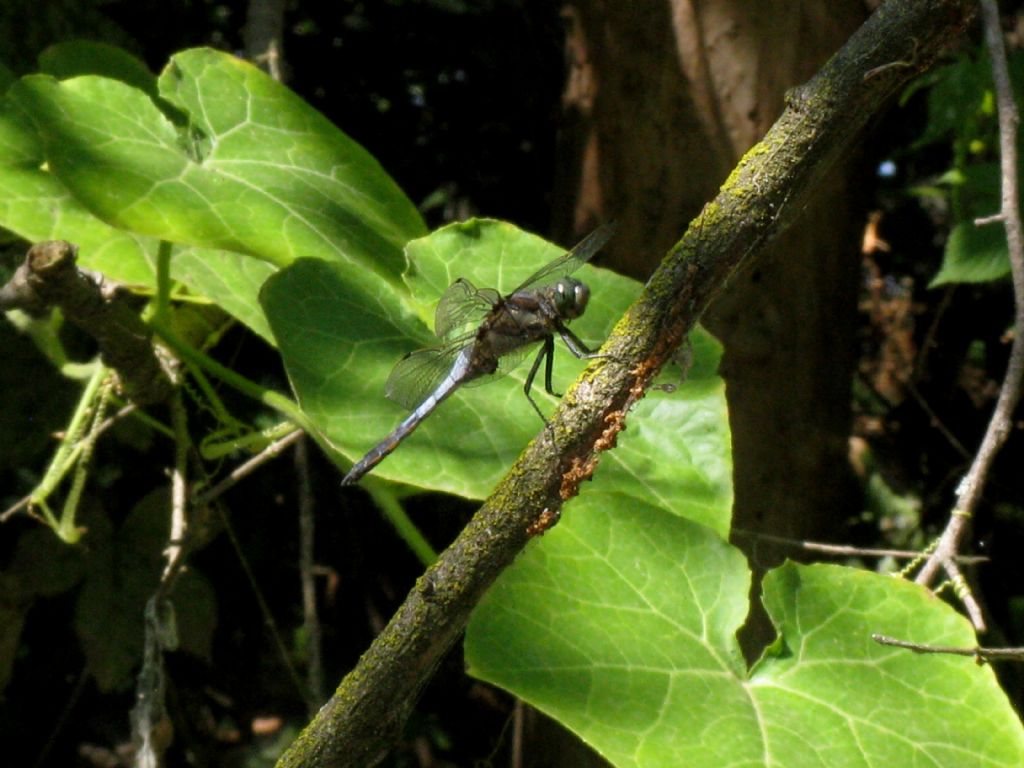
xmin=554 ymin=278 xmax=590 ymax=319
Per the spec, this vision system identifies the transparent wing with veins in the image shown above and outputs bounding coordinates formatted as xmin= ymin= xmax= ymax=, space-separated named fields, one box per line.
xmin=384 ymin=337 xmax=473 ymax=411
xmin=433 ymin=279 xmax=499 ymax=341
xmin=508 ymin=221 xmax=616 ymax=293
xmin=384 ymin=331 xmax=536 ymax=411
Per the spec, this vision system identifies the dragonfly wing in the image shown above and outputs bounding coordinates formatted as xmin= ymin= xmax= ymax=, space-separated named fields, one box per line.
xmin=434 ymin=278 xmax=499 ymax=340
xmin=460 ymin=341 xmax=539 ymax=388
xmin=512 ymin=222 xmax=617 ymax=293
xmin=384 ymin=337 xmax=473 ymax=411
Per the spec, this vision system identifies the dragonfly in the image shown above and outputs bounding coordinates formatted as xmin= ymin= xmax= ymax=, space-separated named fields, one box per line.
xmin=341 ymin=222 xmax=617 ymax=486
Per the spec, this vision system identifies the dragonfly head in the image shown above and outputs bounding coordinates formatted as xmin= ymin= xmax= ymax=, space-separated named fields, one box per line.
xmin=553 ymin=277 xmax=590 ymax=320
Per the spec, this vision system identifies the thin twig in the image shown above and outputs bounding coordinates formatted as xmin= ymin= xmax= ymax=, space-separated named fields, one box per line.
xmin=192 ymin=429 xmax=304 ymax=508
xmin=904 ymin=378 xmax=972 ymax=459
xmin=943 ymin=557 xmax=985 ymax=631
xmin=245 ymin=0 xmax=287 ymax=82
xmin=133 ymin=392 xmax=188 ymax=768
xmin=916 ymin=0 xmax=1024 ymax=593
xmin=511 ymin=699 xmax=524 ymax=768
xmin=296 ymin=436 xmax=324 ymax=712
xmin=910 ymin=284 xmax=956 ymax=387
xmin=218 ymin=504 xmax=309 ymax=701
xmin=873 ymin=634 xmax=1024 ymax=662
xmin=0 ymin=495 xmax=30 ymax=522
xmin=731 ymin=528 xmax=987 ymax=563
xmin=160 ymin=393 xmax=190 ymax=590
xmin=31 ymin=668 xmax=89 ymax=768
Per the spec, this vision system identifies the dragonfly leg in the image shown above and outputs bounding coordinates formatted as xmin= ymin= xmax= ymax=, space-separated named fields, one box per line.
xmin=523 ymin=337 xmax=555 ymax=424
xmin=557 ymin=324 xmax=607 ymax=360
xmin=543 ymin=334 xmax=558 ymax=396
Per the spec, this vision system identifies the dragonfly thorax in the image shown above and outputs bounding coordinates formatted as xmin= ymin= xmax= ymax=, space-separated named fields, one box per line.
xmin=551 ymin=277 xmax=590 ymax=320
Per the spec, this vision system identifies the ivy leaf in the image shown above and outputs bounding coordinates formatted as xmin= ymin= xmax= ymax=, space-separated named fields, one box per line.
xmin=10 ymin=48 xmax=423 ymax=274
xmin=467 ymin=507 xmax=1024 ymax=768
xmin=2 ymin=46 xmax=425 ymax=342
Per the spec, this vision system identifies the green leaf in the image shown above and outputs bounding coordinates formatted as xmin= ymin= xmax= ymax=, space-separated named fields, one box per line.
xmin=38 ymin=41 xmax=157 ymax=96
xmin=9 ymin=47 xmax=425 ymax=274
xmin=914 ymin=54 xmax=992 ymax=149
xmin=2 ymin=46 xmax=426 ymax=341
xmin=0 ymin=159 xmax=276 ymax=337
xmin=264 ymin=222 xmax=584 ymax=498
xmin=174 ymin=247 xmax=279 ymax=342
xmin=931 ymin=221 xmax=1010 ymax=286
xmin=0 ymin=48 xmax=159 ymax=285
xmin=0 ymin=88 xmax=42 ymax=165
xmin=0 ymin=42 xmax=428 ymax=342
xmin=466 ymin=509 xmax=1024 ymax=768
xmin=919 ymin=162 xmax=1016 ymax=287
xmin=264 ymin=218 xmax=731 ymax=525
xmin=0 ymin=53 xmax=159 ymax=285
xmin=9 ymin=526 xmax=86 ymax=597
xmin=956 ymin=162 xmax=1001 ymax=218
xmin=0 ymin=159 xmax=159 ymax=286
xmin=74 ymin=490 xmax=216 ymax=691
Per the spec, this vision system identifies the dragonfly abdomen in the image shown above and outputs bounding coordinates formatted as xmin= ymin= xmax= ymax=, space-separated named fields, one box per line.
xmin=341 ymin=349 xmax=476 ymax=485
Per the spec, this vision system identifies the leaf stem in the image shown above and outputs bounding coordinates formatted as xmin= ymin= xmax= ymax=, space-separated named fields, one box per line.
xmin=30 ymin=362 xmax=108 ymax=537
xmin=150 ymin=317 xmax=308 ymax=428
xmin=153 ymin=240 xmax=173 ymax=324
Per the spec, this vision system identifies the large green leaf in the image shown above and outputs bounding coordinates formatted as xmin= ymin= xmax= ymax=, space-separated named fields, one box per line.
xmin=10 ymin=47 xmax=424 ymax=277
xmin=0 ymin=72 xmax=158 ymax=286
xmin=263 ymin=218 xmax=731 ymax=525
xmin=466 ymin=507 xmax=1024 ymax=768
xmin=0 ymin=45 xmax=426 ymax=343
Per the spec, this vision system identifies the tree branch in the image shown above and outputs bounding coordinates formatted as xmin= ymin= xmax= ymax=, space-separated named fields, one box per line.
xmin=276 ymin=2 xmax=976 ymax=765
xmin=0 ymin=241 xmax=175 ymax=405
